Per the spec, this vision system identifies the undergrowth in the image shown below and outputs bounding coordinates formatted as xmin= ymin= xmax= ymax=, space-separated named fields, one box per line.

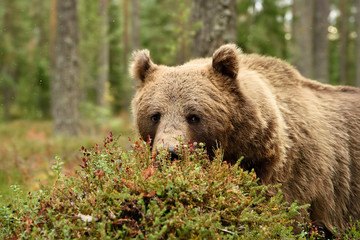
xmin=0 ymin=133 xmax=359 ymax=239
xmin=0 ymin=116 xmax=133 ymax=204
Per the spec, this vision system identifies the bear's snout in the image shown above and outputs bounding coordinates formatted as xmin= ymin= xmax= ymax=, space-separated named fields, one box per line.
xmin=168 ymin=147 xmax=179 ymax=161
xmin=154 ymin=146 xmax=179 ymax=162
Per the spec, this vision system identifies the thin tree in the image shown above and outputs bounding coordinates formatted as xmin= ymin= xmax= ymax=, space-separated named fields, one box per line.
xmin=131 ymin=0 xmax=140 ymax=51
xmin=121 ymin=0 xmax=132 ymax=110
xmin=1 ymin=0 xmax=15 ymax=121
xmin=129 ymin=0 xmax=140 ymax=105
xmin=123 ymin=0 xmax=129 ymax=69
xmin=338 ymin=0 xmax=348 ymax=85
xmin=356 ymin=0 xmax=360 ymax=87
xmin=292 ymin=0 xmax=314 ymax=78
xmin=97 ymin=0 xmax=109 ymax=107
xmin=313 ymin=0 xmax=329 ymax=83
xmin=175 ymin=2 xmax=193 ymax=64
xmin=190 ymin=0 xmax=237 ymax=58
xmin=50 ymin=0 xmax=57 ymax=84
xmin=51 ymin=0 xmax=80 ymax=136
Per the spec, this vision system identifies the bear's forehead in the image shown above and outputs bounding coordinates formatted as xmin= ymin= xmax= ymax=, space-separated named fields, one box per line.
xmin=139 ymin=69 xmax=214 ymax=104
xmin=137 ymin=64 xmax=224 ymax=110
xmin=145 ymin=77 xmax=201 ymax=102
xmin=157 ymin=66 xmax=207 ymax=80
xmin=146 ymin=68 xmax=207 ymax=93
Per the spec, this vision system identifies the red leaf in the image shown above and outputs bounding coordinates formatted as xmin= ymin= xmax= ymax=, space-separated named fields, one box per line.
xmin=142 ymin=190 xmax=156 ymax=198
xmin=142 ymin=167 xmax=156 ymax=180
xmin=121 ymin=178 xmax=137 ymax=191
xmin=93 ymin=170 xmax=105 ymax=179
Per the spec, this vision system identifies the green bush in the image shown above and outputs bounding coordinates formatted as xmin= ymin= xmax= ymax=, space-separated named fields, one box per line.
xmin=0 ymin=133 xmax=348 ymax=239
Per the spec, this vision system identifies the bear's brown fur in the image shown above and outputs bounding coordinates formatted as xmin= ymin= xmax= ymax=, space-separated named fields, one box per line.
xmin=130 ymin=44 xmax=360 ymax=232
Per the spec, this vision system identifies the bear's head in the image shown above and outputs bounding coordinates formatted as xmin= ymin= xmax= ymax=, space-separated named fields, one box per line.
xmin=130 ymin=44 xmax=260 ymax=161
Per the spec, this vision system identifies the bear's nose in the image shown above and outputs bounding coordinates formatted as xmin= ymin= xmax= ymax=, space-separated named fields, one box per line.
xmin=168 ymin=147 xmax=179 ymax=161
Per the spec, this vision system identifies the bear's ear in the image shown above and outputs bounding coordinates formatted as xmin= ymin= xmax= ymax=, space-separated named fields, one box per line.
xmin=212 ymin=44 xmax=241 ymax=79
xmin=130 ymin=49 xmax=156 ymax=82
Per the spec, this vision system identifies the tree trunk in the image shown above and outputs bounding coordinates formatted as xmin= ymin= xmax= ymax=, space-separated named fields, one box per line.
xmin=2 ymin=85 xmax=11 ymax=121
xmin=131 ymin=0 xmax=140 ymax=51
xmin=176 ymin=2 xmax=192 ymax=64
xmin=1 ymin=66 xmax=13 ymax=121
xmin=356 ymin=0 xmax=360 ymax=87
xmin=97 ymin=0 xmax=109 ymax=107
xmin=51 ymin=0 xmax=80 ymax=136
xmin=123 ymin=0 xmax=129 ymax=68
xmin=190 ymin=0 xmax=237 ymax=58
xmin=1 ymin=0 xmax=15 ymax=121
xmin=50 ymin=0 xmax=57 ymax=72
xmin=292 ymin=0 xmax=314 ymax=78
xmin=339 ymin=0 xmax=348 ymax=85
xmin=313 ymin=0 xmax=329 ymax=83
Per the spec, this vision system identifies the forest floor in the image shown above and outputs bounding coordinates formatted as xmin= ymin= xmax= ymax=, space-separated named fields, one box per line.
xmin=0 ymin=113 xmax=135 ymax=204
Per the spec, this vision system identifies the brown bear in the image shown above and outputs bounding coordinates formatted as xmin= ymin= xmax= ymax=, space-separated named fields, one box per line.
xmin=130 ymin=44 xmax=360 ymax=233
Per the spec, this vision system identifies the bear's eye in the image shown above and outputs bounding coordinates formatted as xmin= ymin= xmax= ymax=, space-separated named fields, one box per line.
xmin=187 ymin=114 xmax=200 ymax=124
xmin=150 ymin=113 xmax=161 ymax=124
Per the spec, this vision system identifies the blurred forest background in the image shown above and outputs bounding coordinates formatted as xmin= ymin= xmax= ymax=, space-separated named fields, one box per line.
xmin=2 ymin=0 xmax=360 ymax=127
xmin=1 ymin=0 xmax=360 ymax=195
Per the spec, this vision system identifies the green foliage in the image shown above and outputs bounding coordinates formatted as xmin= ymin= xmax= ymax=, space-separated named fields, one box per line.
xmin=339 ymin=218 xmax=360 ymax=239
xmin=0 ymin=133 xmax=316 ymax=239
xmin=78 ymin=0 xmax=102 ymax=105
xmin=237 ymin=0 xmax=290 ymax=58
xmin=140 ymin=0 xmax=193 ymax=65
xmin=108 ymin=0 xmax=132 ymax=113
xmin=0 ymin=0 xmax=51 ymax=120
